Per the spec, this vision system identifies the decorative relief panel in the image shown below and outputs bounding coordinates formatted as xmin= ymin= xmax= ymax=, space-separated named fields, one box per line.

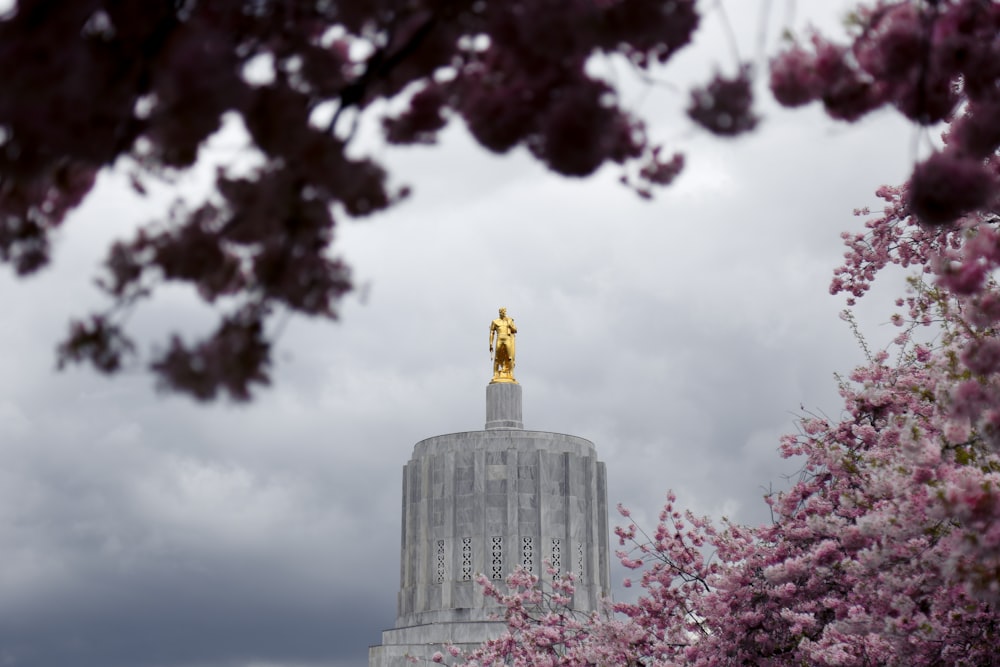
xmin=461 ymin=537 xmax=473 ymax=581
xmin=577 ymin=541 xmax=584 ymax=578
xmin=522 ymin=536 xmax=534 ymax=572
xmin=436 ymin=539 xmax=446 ymax=584
xmin=491 ymin=536 xmax=504 ymax=580
xmin=551 ymin=538 xmax=562 ymax=577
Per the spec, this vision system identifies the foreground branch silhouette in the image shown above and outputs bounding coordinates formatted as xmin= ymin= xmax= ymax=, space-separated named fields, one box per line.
xmin=1 ymin=0 xmax=998 ymax=399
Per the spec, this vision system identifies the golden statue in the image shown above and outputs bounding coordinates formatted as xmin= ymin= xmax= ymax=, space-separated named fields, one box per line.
xmin=489 ymin=307 xmax=517 ymax=383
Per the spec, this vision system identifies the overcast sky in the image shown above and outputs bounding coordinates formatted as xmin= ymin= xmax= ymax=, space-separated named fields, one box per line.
xmin=0 ymin=3 xmax=925 ymax=666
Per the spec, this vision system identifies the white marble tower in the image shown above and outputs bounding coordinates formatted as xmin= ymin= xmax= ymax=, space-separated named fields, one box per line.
xmin=368 ymin=382 xmax=611 ymax=665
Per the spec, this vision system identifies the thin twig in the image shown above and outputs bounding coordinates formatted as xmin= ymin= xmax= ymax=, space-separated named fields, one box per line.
xmin=713 ymin=0 xmax=743 ymax=66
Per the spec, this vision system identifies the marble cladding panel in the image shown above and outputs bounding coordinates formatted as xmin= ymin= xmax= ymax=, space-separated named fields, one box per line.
xmin=406 ymin=464 xmax=421 ymax=503
xmin=568 ymin=455 xmax=586 ymax=489
xmin=485 ymin=498 xmax=505 ymax=514
xmin=398 ymin=588 xmax=413 ymax=615
xmin=452 ymin=581 xmax=475 ymax=607
xmin=455 ymin=466 xmax=474 ymax=495
xmin=541 ymin=452 xmax=567 ymax=494
xmin=486 ymin=463 xmax=506 ymax=479
xmin=517 ymin=464 xmax=536 ymax=493
xmin=485 ymin=478 xmax=507 ymax=494
xmin=485 ymin=503 xmax=505 ymax=534
xmin=543 ymin=478 xmax=568 ymax=495
xmin=486 ymin=462 xmax=507 ymax=495
xmin=426 ymin=581 xmax=441 ymax=609
xmin=456 ymin=505 xmax=476 ymax=527
xmin=432 ymin=498 xmax=446 ymax=527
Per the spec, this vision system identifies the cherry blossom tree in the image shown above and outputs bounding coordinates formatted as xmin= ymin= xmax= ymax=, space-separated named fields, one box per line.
xmin=830 ymin=203 xmax=1000 ymax=604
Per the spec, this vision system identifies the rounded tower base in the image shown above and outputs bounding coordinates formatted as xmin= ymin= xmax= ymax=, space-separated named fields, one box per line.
xmin=369 ymin=385 xmax=610 ymax=666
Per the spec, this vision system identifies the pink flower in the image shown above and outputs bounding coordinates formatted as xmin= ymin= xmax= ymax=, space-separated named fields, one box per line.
xmin=770 ymin=44 xmax=823 ymax=107
xmin=962 ymin=339 xmax=1000 ymax=376
xmin=953 ymin=380 xmax=991 ymax=420
xmin=938 ymin=257 xmax=989 ymax=296
xmin=944 ymin=419 xmax=971 ymax=445
xmin=687 ymin=65 xmax=759 ymax=136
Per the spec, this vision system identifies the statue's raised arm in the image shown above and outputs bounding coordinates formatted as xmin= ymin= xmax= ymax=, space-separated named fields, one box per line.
xmin=489 ymin=307 xmax=517 ymax=384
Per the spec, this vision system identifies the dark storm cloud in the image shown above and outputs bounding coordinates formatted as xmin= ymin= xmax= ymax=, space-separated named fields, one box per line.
xmin=0 ymin=371 xmax=397 ymax=666
xmin=1 ymin=572 xmax=385 ymax=667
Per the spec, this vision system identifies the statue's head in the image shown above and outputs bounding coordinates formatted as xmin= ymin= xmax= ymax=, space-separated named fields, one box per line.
xmin=499 ymin=307 xmax=506 ymax=317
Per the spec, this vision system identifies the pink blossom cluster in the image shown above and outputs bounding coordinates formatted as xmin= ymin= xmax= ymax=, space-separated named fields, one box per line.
xmin=770 ymin=0 xmax=1000 ymax=226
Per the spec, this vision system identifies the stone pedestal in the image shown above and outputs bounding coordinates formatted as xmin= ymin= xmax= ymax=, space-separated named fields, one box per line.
xmin=485 ymin=382 xmax=522 ymax=430
xmin=369 ymin=384 xmax=610 ymax=666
